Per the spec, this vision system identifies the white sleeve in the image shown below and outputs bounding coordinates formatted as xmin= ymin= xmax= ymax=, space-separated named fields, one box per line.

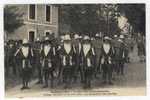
xmin=108 ymin=57 xmax=112 ymax=64
xmin=57 ymin=46 xmax=61 ymax=50
xmin=101 ymin=57 xmax=104 ymax=64
xmin=73 ymin=45 xmax=76 ymax=53
xmin=53 ymin=47 xmax=56 ymax=55
xmin=31 ymin=48 xmax=34 ymax=57
xmin=63 ymin=56 xmax=66 ymax=66
xmin=14 ymin=47 xmax=21 ymax=56
xmin=92 ymin=47 xmax=95 ymax=55
xmin=70 ymin=56 xmax=72 ymax=65
xmin=123 ymin=51 xmax=125 ymax=58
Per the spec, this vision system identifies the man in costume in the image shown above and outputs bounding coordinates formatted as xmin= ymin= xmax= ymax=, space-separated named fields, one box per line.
xmin=73 ymin=34 xmax=84 ymax=83
xmin=60 ymin=34 xmax=75 ymax=88
xmin=111 ymin=34 xmax=119 ymax=76
xmin=40 ymin=37 xmax=55 ymax=88
xmin=92 ymin=33 xmax=103 ymax=78
xmin=117 ymin=35 xmax=126 ymax=75
xmin=101 ymin=36 xmax=114 ymax=85
xmin=14 ymin=39 xmax=33 ymax=90
xmin=33 ymin=38 xmax=43 ymax=84
xmin=81 ymin=35 xmax=95 ymax=88
xmin=7 ymin=40 xmax=16 ymax=76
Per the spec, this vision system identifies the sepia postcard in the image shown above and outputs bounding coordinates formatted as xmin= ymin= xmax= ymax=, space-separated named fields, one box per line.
xmin=1 ymin=1 xmax=148 ymax=99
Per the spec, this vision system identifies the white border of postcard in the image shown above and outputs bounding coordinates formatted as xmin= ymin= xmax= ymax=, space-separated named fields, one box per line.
xmin=0 ymin=0 xmax=150 ymax=100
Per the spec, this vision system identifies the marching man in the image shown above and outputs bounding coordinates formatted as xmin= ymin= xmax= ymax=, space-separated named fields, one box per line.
xmin=112 ymin=34 xmax=119 ymax=76
xmin=56 ymin=35 xmax=65 ymax=84
xmin=33 ymin=38 xmax=43 ymax=84
xmin=117 ymin=35 xmax=126 ymax=75
xmin=92 ymin=33 xmax=103 ymax=78
xmin=61 ymin=34 xmax=75 ymax=88
xmin=81 ymin=35 xmax=95 ymax=89
xmin=73 ymin=34 xmax=83 ymax=83
xmin=101 ymin=36 xmax=114 ymax=85
xmin=40 ymin=37 xmax=55 ymax=88
xmin=14 ymin=39 xmax=33 ymax=90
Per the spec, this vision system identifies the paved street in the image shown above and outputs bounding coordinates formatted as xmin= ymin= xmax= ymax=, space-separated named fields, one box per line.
xmin=5 ymin=45 xmax=146 ymax=97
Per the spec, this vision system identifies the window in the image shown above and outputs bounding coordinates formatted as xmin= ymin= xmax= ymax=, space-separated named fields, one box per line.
xmin=46 ymin=5 xmax=51 ymax=22
xmin=46 ymin=32 xmax=50 ymax=36
xmin=29 ymin=31 xmax=35 ymax=42
xmin=45 ymin=30 xmax=52 ymax=36
xmin=29 ymin=4 xmax=36 ymax=20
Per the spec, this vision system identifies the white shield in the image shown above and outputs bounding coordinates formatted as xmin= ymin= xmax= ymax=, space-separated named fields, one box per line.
xmin=83 ymin=44 xmax=91 ymax=56
xmin=64 ymin=43 xmax=71 ymax=54
xmin=44 ymin=45 xmax=51 ymax=56
xmin=22 ymin=47 xmax=29 ymax=58
xmin=103 ymin=43 xmax=110 ymax=54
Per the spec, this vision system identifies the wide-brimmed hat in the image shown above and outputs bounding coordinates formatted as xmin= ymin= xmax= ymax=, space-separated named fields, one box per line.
xmin=23 ymin=39 xmax=28 ymax=44
xmin=64 ymin=34 xmax=71 ymax=40
xmin=104 ymin=36 xmax=111 ymax=40
xmin=118 ymin=39 xmax=123 ymax=42
xmin=91 ymin=37 xmax=95 ymax=40
xmin=35 ymin=38 xmax=40 ymax=41
xmin=74 ymin=34 xmax=79 ymax=39
xmin=83 ymin=35 xmax=90 ymax=40
xmin=79 ymin=35 xmax=83 ymax=39
xmin=114 ymin=35 xmax=118 ymax=38
xmin=119 ymin=35 xmax=124 ymax=39
xmin=95 ymin=33 xmax=100 ymax=37
xmin=44 ymin=37 xmax=51 ymax=43
xmin=9 ymin=39 xmax=14 ymax=43
xmin=60 ymin=35 xmax=65 ymax=40
xmin=45 ymin=37 xmax=49 ymax=41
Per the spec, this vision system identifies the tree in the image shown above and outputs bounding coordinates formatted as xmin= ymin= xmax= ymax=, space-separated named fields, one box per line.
xmin=100 ymin=4 xmax=121 ymax=36
xmin=59 ymin=4 xmax=120 ymax=37
xmin=4 ymin=5 xmax=24 ymax=34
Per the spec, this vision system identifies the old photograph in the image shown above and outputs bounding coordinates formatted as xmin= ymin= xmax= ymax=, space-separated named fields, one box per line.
xmin=4 ymin=4 xmax=146 ymax=97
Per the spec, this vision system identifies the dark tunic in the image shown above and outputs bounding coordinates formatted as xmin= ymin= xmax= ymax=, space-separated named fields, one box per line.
xmin=73 ymin=39 xmax=83 ymax=68
xmin=81 ymin=42 xmax=95 ymax=87
xmin=60 ymin=42 xmax=75 ymax=67
xmin=81 ymin=47 xmax=95 ymax=70
xmin=81 ymin=43 xmax=95 ymax=73
xmin=33 ymin=42 xmax=41 ymax=64
xmin=101 ymin=42 xmax=114 ymax=82
xmin=7 ymin=44 xmax=16 ymax=67
xmin=60 ymin=42 xmax=75 ymax=78
xmin=40 ymin=45 xmax=55 ymax=70
xmin=101 ymin=43 xmax=114 ymax=64
xmin=119 ymin=42 xmax=127 ymax=63
xmin=15 ymin=46 xmax=33 ymax=78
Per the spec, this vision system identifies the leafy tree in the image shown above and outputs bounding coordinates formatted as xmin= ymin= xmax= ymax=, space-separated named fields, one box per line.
xmin=4 ymin=5 xmax=24 ymax=34
xmin=100 ymin=4 xmax=121 ymax=36
xmin=59 ymin=4 xmax=120 ymax=37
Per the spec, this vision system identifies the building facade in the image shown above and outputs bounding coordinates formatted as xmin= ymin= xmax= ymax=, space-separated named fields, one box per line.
xmin=6 ymin=4 xmax=58 ymax=42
